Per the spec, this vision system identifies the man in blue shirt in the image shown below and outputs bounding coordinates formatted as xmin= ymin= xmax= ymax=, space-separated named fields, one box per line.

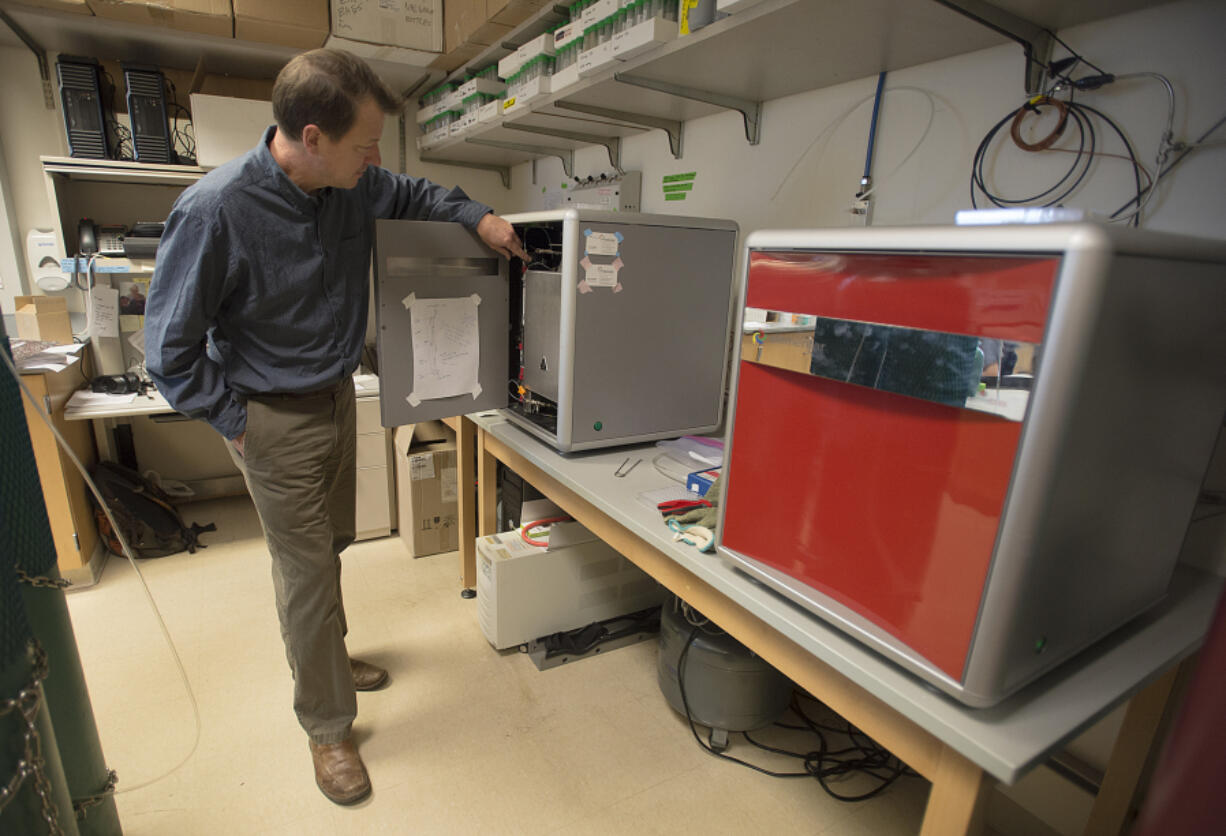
xmin=145 ymin=49 xmax=527 ymax=805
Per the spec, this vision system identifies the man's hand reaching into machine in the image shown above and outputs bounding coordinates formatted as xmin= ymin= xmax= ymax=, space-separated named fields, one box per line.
xmin=232 ymin=432 xmax=246 ymax=458
xmin=477 ymin=213 xmax=530 ymax=262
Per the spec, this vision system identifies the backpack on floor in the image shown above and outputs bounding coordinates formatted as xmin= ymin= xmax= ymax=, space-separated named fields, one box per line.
xmin=88 ymin=461 xmax=216 ymax=559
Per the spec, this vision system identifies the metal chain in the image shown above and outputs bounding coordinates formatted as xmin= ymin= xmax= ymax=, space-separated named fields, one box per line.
xmin=0 ymin=642 xmax=64 ymax=835
xmin=73 ymin=769 xmax=118 ymax=819
xmin=15 ymin=568 xmax=72 ymax=590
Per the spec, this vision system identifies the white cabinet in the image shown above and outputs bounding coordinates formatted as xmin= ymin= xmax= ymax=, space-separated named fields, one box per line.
xmin=355 ymin=391 xmax=395 ymax=541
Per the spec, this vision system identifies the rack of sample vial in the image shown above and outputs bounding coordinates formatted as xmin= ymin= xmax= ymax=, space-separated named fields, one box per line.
xmin=612 ymin=0 xmax=680 ymax=60
xmin=418 ymin=110 xmax=460 ymax=150
xmin=416 ymin=81 xmax=460 ymax=127
xmin=503 ymin=55 xmax=556 ymax=114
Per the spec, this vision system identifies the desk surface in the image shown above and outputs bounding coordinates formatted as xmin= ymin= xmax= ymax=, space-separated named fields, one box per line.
xmin=470 ymin=411 xmax=1220 ymax=785
xmin=63 ymin=374 xmax=384 ymax=421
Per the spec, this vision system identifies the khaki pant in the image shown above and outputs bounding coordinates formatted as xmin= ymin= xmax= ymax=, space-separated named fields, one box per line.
xmin=226 ymin=379 xmax=357 ymax=744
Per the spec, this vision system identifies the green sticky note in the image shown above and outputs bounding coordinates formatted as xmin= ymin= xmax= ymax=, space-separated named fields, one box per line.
xmin=662 ymin=172 xmax=697 ymax=183
xmin=665 ymin=193 xmax=688 ymax=201
xmin=662 ymin=183 xmax=693 ymax=193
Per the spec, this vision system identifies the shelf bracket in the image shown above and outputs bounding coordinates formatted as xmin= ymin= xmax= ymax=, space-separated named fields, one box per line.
xmin=421 ymin=155 xmax=514 ymax=189
xmin=464 ymin=138 xmax=577 ymax=179
xmin=0 ymin=7 xmax=54 ymax=109
xmin=613 ymin=72 xmax=762 ymax=146
xmin=930 ymin=0 xmax=1054 ymax=95
xmin=503 ymin=124 xmax=623 ymax=173
xmin=552 ymin=101 xmax=684 ymax=159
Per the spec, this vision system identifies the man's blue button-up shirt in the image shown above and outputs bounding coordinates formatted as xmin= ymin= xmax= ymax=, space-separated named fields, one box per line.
xmin=144 ymin=126 xmax=491 ymax=439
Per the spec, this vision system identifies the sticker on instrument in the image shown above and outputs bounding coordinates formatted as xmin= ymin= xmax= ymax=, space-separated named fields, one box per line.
xmin=583 ymin=229 xmax=623 ymax=256
xmin=578 ymin=256 xmax=624 ymax=293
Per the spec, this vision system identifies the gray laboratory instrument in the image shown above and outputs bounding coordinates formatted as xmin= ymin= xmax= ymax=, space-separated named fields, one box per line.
xmin=374 ymin=209 xmax=738 ymax=451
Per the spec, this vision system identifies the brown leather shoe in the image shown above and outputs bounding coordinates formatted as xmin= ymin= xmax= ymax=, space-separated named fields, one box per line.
xmin=309 ymin=738 xmax=370 ymax=805
xmin=350 ymin=658 xmax=389 ymax=691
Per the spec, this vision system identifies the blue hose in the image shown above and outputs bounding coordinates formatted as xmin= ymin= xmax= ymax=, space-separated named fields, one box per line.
xmin=864 ymin=71 xmax=887 ymax=180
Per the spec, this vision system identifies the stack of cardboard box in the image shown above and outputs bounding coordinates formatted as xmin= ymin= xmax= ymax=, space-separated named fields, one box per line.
xmin=435 ymin=0 xmax=550 ymax=72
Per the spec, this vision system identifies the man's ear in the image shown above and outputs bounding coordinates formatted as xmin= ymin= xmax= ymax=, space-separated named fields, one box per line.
xmin=302 ymin=123 xmax=323 ymax=152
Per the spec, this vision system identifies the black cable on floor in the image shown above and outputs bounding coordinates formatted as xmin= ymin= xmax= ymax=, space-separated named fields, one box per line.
xmin=676 ymin=627 xmax=918 ymax=801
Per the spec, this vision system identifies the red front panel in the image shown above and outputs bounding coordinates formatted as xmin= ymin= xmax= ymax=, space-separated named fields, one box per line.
xmin=746 ymin=252 xmax=1054 ymax=344
xmin=724 ymin=252 xmax=1058 ymax=680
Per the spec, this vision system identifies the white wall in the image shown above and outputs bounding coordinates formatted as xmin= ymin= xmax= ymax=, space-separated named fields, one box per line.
xmin=0 ymin=43 xmax=70 ymax=317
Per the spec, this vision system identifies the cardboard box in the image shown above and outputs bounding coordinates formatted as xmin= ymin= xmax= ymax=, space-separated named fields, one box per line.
xmin=86 ymin=0 xmax=233 ymax=38
xmin=394 ymin=421 xmax=459 ymax=557
xmin=486 ymin=0 xmax=545 ymax=29
xmin=17 ymin=0 xmax=92 ymax=14
xmin=444 ymin=0 xmax=513 ymax=51
xmin=329 ymin=0 xmax=442 ymax=56
xmin=188 ymin=93 xmax=273 ymax=167
xmin=233 ymin=0 xmax=327 ymax=48
xmin=14 ymin=296 xmax=73 ymax=345
xmin=429 ymin=40 xmax=484 ymax=73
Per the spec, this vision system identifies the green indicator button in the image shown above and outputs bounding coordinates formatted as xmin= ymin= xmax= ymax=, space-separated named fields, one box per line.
xmin=1034 ymin=636 xmax=1047 ymax=654
xmin=593 ymin=421 xmax=603 ymax=431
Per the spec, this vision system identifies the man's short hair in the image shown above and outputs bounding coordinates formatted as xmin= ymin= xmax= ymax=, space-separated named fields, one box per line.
xmin=273 ymin=49 xmax=401 ymax=141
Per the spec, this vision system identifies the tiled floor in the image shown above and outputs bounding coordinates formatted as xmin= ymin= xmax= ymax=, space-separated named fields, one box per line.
xmin=65 ymin=495 xmax=934 ymax=835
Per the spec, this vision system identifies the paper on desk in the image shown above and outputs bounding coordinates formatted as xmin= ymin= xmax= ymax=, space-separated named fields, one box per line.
xmin=71 ymin=390 xmax=137 ymax=407
xmin=90 ymin=284 xmax=120 ymax=339
xmin=403 ymin=293 xmax=482 ymax=406
xmin=11 ymin=340 xmax=86 ymax=372
xmin=126 ymin=327 xmax=146 ymax=356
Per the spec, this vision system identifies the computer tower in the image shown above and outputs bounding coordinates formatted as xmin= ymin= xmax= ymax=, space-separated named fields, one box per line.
xmin=56 ymin=55 xmax=109 ymax=159
xmin=374 ymin=209 xmax=739 ymax=451
xmin=717 ymin=223 xmax=1226 ymax=707
xmin=123 ymin=63 xmax=173 ymax=164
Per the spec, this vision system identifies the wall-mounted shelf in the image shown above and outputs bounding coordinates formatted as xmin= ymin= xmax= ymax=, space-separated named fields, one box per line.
xmin=41 ymin=155 xmax=206 ymax=187
xmin=421 ymin=0 xmax=1173 ymax=183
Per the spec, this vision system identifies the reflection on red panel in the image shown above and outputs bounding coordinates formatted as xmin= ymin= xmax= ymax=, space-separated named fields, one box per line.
xmin=722 ymin=361 xmax=1023 ymax=679
xmin=746 ymin=252 xmax=1059 ymax=344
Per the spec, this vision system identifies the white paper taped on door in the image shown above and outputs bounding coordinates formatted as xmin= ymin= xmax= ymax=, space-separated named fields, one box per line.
xmin=403 ymin=292 xmax=483 ymax=406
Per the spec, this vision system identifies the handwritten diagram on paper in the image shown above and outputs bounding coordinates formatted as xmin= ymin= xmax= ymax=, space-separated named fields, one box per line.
xmin=403 ymin=293 xmax=483 ymax=406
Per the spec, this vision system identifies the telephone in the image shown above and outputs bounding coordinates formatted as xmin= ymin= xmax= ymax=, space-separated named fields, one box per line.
xmin=78 ymin=218 xmax=126 ymax=257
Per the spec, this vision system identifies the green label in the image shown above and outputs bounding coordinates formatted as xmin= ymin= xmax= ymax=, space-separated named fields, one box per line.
xmin=662 ymin=183 xmax=693 ymax=193
xmin=665 ymin=193 xmax=688 ymax=201
xmin=662 ymin=172 xmax=697 ymax=183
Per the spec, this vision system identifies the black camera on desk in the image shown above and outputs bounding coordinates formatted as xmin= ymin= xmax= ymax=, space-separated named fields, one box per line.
xmin=91 ymin=372 xmax=149 ymax=396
